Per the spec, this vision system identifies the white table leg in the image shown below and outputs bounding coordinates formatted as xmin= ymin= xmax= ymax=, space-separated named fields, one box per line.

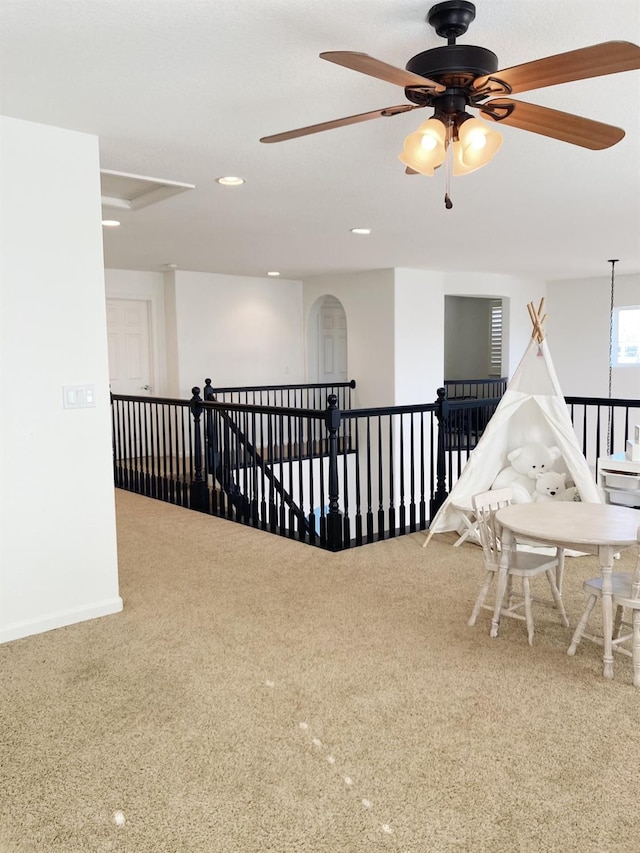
xmin=490 ymin=528 xmax=512 ymax=639
xmin=600 ymin=544 xmax=615 ymax=680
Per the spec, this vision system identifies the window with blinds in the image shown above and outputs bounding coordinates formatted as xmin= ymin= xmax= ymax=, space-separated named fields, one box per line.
xmin=612 ymin=306 xmax=640 ymax=365
xmin=489 ymin=300 xmax=503 ymax=375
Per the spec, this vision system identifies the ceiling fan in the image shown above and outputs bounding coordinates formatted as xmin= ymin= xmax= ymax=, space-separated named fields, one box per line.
xmin=260 ymin=1 xmax=640 ymax=208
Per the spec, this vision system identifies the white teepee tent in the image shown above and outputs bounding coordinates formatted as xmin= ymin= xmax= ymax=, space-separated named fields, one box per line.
xmin=425 ymin=300 xmax=602 ymax=543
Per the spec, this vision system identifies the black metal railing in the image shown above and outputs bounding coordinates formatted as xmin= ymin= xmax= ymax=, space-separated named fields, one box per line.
xmin=202 ymin=378 xmax=355 ymax=411
xmin=112 ymin=384 xmax=640 ymax=551
xmin=112 ymin=390 xmax=354 ymax=551
xmin=566 ymin=396 xmax=640 ymax=469
xmin=444 ymin=377 xmax=508 ymax=400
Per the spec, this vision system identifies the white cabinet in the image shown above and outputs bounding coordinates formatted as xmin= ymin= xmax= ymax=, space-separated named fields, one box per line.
xmin=597 ymin=453 xmax=640 ymax=508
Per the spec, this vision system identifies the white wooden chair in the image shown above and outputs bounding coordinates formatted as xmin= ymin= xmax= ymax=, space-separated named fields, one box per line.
xmin=469 ymin=487 xmax=569 ymax=645
xmin=568 ymin=527 xmax=640 ymax=686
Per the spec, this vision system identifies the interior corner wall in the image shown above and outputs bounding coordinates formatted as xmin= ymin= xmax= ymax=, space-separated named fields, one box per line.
xmin=172 ymin=271 xmax=304 ymax=396
xmin=444 ymin=296 xmax=492 ymax=380
xmin=0 ymin=116 xmax=121 ymax=644
xmin=442 ymin=272 xmax=546 ymax=379
xmin=303 ymin=270 xmax=396 ymax=408
xmin=393 ymin=269 xmax=445 ymax=404
xmin=546 ymin=272 xmax=640 ymax=397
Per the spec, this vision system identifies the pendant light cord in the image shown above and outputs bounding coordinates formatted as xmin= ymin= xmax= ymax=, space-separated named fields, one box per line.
xmin=607 ymin=258 xmax=618 ymax=453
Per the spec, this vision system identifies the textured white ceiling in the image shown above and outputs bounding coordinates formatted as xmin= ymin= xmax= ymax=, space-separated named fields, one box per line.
xmin=1 ymin=0 xmax=639 ymax=280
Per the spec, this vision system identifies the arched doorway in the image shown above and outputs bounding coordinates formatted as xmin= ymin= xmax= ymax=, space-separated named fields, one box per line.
xmin=307 ymin=295 xmax=348 ymax=384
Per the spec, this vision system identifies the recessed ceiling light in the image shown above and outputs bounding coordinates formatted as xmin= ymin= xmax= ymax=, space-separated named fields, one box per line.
xmin=350 ymin=227 xmax=371 ymax=235
xmin=216 ymin=176 xmax=245 ymax=186
xmin=267 ymin=271 xmax=280 ymax=277
xmin=102 ymin=219 xmax=121 ymax=227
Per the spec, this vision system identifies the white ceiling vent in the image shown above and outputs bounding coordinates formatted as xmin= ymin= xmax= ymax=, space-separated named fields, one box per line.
xmin=100 ymin=169 xmax=195 ymax=211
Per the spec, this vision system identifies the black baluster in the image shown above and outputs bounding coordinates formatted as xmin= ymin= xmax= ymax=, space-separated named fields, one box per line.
xmin=168 ymin=404 xmax=175 ymax=503
xmin=179 ymin=405 xmax=187 ymax=506
xmin=125 ymin=400 xmax=133 ymax=491
xmin=388 ymin=415 xmax=395 ymax=537
xmin=268 ymin=414 xmax=277 ymax=532
xmin=288 ymin=413 xmax=295 ymax=539
xmin=307 ymin=415 xmax=316 ymax=545
xmin=609 ymin=406 xmax=616 ymax=455
xmin=278 ymin=413 xmax=286 ymax=534
xmin=366 ymin=417 xmax=374 ymax=543
xmin=142 ymin=402 xmax=150 ymax=496
xmin=259 ymin=411 xmax=267 ymax=529
xmin=342 ymin=413 xmax=350 ymax=547
xmin=136 ymin=400 xmax=144 ymax=495
xmin=111 ymin=395 xmax=120 ymax=487
xmin=297 ymin=414 xmax=305 ymax=541
xmin=419 ymin=412 xmax=427 ymax=530
xmin=354 ymin=416 xmax=362 ymax=546
xmin=377 ymin=416 xmax=385 ymax=539
xmin=160 ymin=403 xmax=168 ymax=500
xmin=409 ymin=413 xmax=416 ymax=533
xmin=251 ymin=411 xmax=260 ymax=526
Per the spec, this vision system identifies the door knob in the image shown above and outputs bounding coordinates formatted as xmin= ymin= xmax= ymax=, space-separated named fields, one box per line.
xmin=140 ymin=384 xmax=152 ymax=391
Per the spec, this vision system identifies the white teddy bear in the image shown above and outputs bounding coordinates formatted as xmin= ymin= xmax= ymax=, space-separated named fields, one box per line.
xmin=492 ymin=442 xmax=563 ymax=503
xmin=533 ymin=470 xmax=567 ymax=501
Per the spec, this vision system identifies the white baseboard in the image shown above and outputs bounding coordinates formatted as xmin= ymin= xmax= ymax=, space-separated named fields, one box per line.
xmin=0 ymin=597 xmax=124 ymax=644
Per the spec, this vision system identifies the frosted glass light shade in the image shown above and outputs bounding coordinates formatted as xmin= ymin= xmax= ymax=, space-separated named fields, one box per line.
xmin=398 ymin=118 xmax=447 ymax=176
xmin=455 ymin=118 xmax=502 ymax=174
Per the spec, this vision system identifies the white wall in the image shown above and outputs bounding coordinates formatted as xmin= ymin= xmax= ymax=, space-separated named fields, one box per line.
xmin=171 ymin=271 xmax=304 ymax=397
xmin=0 ymin=116 xmax=121 ymax=643
xmin=103 ymin=262 xmax=635 ymax=409
xmin=394 ymin=269 xmax=445 ymax=405
xmin=547 ymin=272 xmax=640 ymax=398
xmin=303 ymin=270 xmax=396 ymax=407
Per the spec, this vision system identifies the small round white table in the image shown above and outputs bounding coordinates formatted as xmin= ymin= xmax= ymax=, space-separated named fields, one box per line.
xmin=494 ymin=502 xmax=640 ymax=679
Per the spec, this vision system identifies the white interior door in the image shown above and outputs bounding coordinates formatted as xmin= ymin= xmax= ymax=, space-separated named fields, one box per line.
xmin=106 ymin=299 xmax=153 ymax=395
xmin=318 ymin=297 xmax=347 ymax=384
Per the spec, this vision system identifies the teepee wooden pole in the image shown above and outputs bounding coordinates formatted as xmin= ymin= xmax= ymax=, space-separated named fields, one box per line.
xmin=527 ymin=300 xmax=546 ymax=343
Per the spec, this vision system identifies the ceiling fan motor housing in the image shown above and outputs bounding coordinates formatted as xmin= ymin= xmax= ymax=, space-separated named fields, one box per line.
xmin=405 ymin=45 xmax=498 ymax=104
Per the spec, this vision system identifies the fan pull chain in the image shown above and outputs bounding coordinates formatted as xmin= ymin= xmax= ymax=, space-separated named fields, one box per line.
xmin=444 ymin=122 xmax=453 ymax=209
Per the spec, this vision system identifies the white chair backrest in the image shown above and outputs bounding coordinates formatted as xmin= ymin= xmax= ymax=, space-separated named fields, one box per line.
xmin=471 ymin=488 xmax=513 ymax=568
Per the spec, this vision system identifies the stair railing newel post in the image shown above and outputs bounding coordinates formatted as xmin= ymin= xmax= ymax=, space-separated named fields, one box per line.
xmin=325 ymin=393 xmax=344 ymax=551
xmin=189 ymin=386 xmax=210 ymax=513
xmin=431 ymin=387 xmax=449 ymax=517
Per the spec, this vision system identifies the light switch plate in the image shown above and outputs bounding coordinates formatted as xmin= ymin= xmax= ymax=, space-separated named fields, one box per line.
xmin=63 ymin=384 xmax=96 ymax=409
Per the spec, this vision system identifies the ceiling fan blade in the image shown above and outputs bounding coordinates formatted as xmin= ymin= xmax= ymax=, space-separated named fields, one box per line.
xmin=320 ymin=51 xmax=445 ymax=93
xmin=260 ymin=104 xmax=423 ymax=143
xmin=473 ymin=41 xmax=640 ymax=96
xmin=478 ymin=98 xmax=625 ymax=150
xmin=405 ymin=166 xmax=419 ymax=175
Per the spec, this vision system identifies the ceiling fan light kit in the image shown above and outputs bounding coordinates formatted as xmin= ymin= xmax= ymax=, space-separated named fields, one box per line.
xmin=398 ymin=111 xmax=502 ymax=176
xmin=261 ymin=0 xmax=640 ymax=208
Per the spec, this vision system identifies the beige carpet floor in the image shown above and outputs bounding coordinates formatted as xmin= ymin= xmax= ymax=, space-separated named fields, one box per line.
xmin=1 ymin=490 xmax=640 ymax=853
